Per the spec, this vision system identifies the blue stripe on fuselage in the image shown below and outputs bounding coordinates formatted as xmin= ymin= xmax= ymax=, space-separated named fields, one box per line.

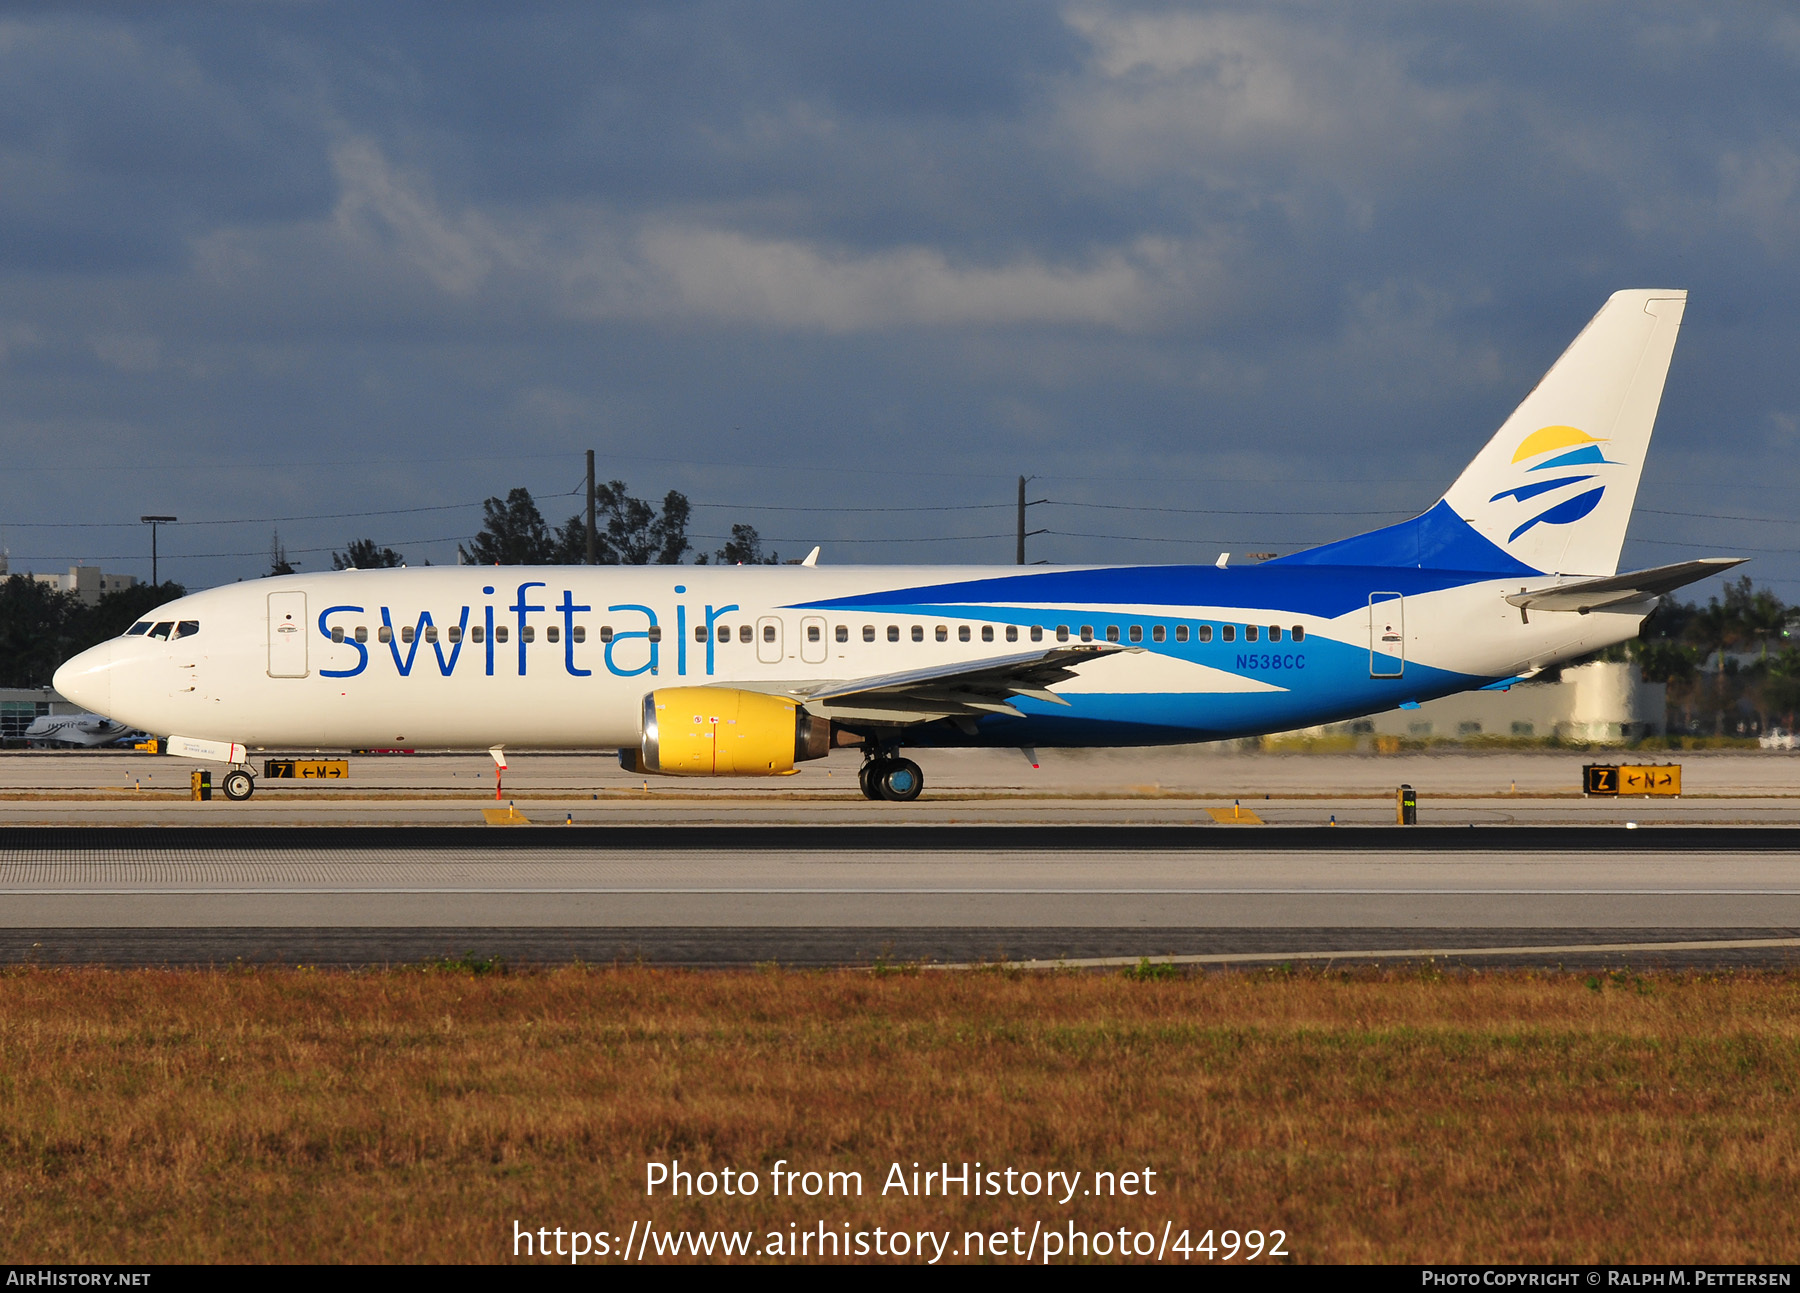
xmin=790 ymin=503 xmax=1532 ymax=623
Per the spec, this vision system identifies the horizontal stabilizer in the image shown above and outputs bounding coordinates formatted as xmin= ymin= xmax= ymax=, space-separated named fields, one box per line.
xmin=1504 ymin=557 xmax=1745 ymax=614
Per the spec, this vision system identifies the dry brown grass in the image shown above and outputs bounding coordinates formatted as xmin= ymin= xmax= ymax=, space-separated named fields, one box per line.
xmin=2 ymin=964 xmax=1798 ymax=1263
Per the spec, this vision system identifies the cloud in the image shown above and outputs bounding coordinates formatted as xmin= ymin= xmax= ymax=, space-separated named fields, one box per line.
xmin=1 ymin=4 xmax=1799 ymax=590
xmin=197 ymin=135 xmax=1224 ymax=334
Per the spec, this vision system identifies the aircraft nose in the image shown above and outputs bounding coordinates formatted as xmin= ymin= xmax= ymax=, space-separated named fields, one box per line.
xmin=53 ymin=640 xmax=115 ymax=716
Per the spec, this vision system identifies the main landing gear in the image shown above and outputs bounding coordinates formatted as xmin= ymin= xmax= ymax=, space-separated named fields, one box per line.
xmin=859 ymin=754 xmax=924 ymax=802
xmin=221 ymin=768 xmax=255 ymax=801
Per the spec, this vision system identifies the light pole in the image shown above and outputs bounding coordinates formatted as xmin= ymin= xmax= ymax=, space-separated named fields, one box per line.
xmin=140 ymin=516 xmax=176 ymax=587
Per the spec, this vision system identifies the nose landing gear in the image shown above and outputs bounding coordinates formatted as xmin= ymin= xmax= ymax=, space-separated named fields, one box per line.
xmin=859 ymin=754 xmax=924 ymax=802
xmin=221 ymin=768 xmax=255 ymax=801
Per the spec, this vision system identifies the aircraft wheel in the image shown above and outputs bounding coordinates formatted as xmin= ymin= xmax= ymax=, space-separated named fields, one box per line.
xmin=222 ymin=769 xmax=255 ymax=801
xmin=858 ymin=761 xmax=884 ymax=800
xmin=876 ymin=758 xmax=923 ymax=803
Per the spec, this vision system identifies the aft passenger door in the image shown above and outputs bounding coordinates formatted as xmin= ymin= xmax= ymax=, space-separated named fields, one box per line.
xmin=1368 ymin=592 xmax=1404 ymax=678
xmin=268 ymin=591 xmax=309 ymax=678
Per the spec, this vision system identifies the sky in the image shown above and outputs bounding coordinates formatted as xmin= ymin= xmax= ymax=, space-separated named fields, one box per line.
xmin=1 ymin=2 xmax=1796 ymax=600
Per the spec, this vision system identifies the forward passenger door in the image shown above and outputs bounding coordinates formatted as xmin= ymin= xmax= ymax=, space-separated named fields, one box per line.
xmin=267 ymin=591 xmax=309 ymax=678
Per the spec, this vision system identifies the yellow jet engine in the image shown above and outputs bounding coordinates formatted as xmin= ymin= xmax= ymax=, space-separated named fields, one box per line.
xmin=626 ymin=687 xmax=832 ymax=776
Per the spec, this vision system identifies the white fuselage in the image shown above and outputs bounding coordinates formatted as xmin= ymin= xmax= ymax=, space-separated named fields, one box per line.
xmin=51 ymin=564 xmax=1646 ymax=753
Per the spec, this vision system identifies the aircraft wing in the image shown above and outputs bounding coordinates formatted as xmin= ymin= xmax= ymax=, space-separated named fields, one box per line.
xmin=1504 ymin=557 xmax=1746 ymax=614
xmin=794 ymin=643 xmax=1130 ymax=725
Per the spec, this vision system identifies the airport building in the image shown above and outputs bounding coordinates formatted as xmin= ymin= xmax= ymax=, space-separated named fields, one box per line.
xmin=1279 ymin=661 xmax=1666 ymax=745
xmin=28 ymin=565 xmax=140 ymax=605
xmin=0 ymin=687 xmax=80 ymax=742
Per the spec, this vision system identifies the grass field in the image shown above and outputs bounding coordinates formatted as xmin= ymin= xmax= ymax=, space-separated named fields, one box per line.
xmin=2 ymin=964 xmax=1798 ymax=1264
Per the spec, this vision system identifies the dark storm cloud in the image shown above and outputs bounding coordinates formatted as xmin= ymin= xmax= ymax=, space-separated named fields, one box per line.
xmin=0 ymin=2 xmax=1794 ymax=593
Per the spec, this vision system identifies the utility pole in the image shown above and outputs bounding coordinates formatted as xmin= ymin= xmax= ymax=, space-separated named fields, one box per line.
xmin=1017 ymin=476 xmax=1026 ymax=565
xmin=140 ymin=515 xmax=176 ymax=587
xmin=585 ymin=449 xmax=597 ymax=564
xmin=1015 ymin=476 xmax=1046 ymax=564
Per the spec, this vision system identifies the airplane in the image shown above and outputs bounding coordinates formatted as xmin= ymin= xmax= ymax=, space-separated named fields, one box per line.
xmin=54 ymin=289 xmax=1739 ymax=803
xmin=23 ymin=712 xmax=143 ymax=748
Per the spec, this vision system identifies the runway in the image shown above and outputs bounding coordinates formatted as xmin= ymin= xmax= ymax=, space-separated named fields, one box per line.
xmin=5 ymin=825 xmax=1800 ymax=968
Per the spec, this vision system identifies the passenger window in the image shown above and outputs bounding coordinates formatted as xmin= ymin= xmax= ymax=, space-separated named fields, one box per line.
xmin=1080 ymin=626 xmax=1093 ymax=642
xmin=1196 ymin=625 xmax=1210 ymax=643
xmin=471 ymin=626 xmax=485 ymax=644
xmin=981 ymin=626 xmax=994 ymax=642
xmin=1031 ymin=626 xmax=1043 ymax=642
xmin=331 ymin=627 xmax=344 ymax=644
xmin=1056 ymin=626 xmax=1069 ymax=642
xmin=597 ymin=627 xmax=611 ymax=643
xmin=401 ymin=626 xmax=415 ymax=644
xmin=762 ymin=624 xmax=775 ymax=643
xmin=647 ymin=626 xmax=662 ymax=643
xmin=911 ymin=625 xmax=924 ymax=642
xmin=496 ymin=626 xmax=510 ymax=643
xmin=174 ymin=621 xmax=200 ymax=639
xmin=354 ymin=627 xmax=368 ymax=644
xmin=523 ymin=626 xmax=537 ymax=643
xmin=1178 ymin=626 xmax=1192 ymax=643
xmin=125 ymin=622 xmax=151 ymax=636
xmin=888 ymin=626 xmax=900 ymax=642
xmin=546 ymin=625 xmax=559 ymax=644
xmin=1268 ymin=626 xmax=1281 ymax=642
xmin=739 ymin=626 xmax=752 ymax=643
xmin=1128 ymin=625 xmax=1142 ymax=643
xmin=718 ymin=626 xmax=730 ymax=642
xmin=150 ymin=622 xmax=173 ymax=639
xmin=864 ymin=626 xmax=876 ymax=642
xmin=573 ymin=626 xmax=585 ymax=644
xmin=1105 ymin=626 xmax=1119 ymax=643
xmin=425 ymin=626 xmax=440 ymax=644
xmin=959 ymin=625 xmax=971 ymax=642
xmin=935 ymin=625 xmax=947 ymax=642
xmin=1292 ymin=625 xmax=1305 ymax=642
xmin=447 ymin=626 xmax=461 ymax=644
xmin=1005 ymin=626 xmax=1018 ymax=642
xmin=1151 ymin=625 xmax=1165 ymax=643
xmin=1222 ymin=625 xmax=1236 ymax=643
xmin=836 ymin=625 xmax=849 ymax=643
xmin=379 ymin=627 xmax=393 ymax=644
xmin=694 ymin=626 xmax=708 ymax=642
xmin=808 ymin=625 xmax=821 ymax=642
xmin=1245 ymin=625 xmax=1258 ymax=642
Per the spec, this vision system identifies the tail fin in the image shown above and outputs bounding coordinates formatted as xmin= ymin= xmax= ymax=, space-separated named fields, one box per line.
xmin=1440 ymin=289 xmax=1686 ymax=576
xmin=1274 ymin=289 xmax=1686 ymax=577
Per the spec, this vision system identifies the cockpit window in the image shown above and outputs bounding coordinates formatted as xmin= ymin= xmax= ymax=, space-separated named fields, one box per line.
xmin=149 ymin=622 xmax=174 ymax=640
xmin=173 ymin=621 xmax=200 ymax=640
xmin=125 ymin=622 xmax=152 ymax=636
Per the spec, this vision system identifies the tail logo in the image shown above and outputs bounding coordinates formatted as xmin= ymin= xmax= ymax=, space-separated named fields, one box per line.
xmin=1490 ymin=425 xmax=1619 ymax=543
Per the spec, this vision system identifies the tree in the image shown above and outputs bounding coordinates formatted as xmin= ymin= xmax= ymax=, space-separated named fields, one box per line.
xmin=333 ymin=539 xmax=403 ymax=570
xmin=0 ymin=575 xmax=77 ymax=688
xmin=552 ymin=481 xmax=693 ymax=564
xmin=65 ymin=582 xmax=187 ymax=657
xmin=1766 ymin=647 xmax=1800 ymax=730
xmin=268 ymin=530 xmax=296 ymax=577
xmin=711 ymin=523 xmax=779 ymax=565
xmin=460 ymin=488 xmax=553 ymax=565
